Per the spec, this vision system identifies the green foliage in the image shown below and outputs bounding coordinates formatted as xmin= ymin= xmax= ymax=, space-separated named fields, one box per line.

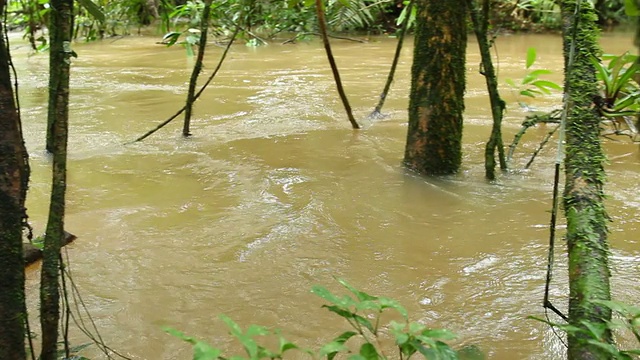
xmin=591 ymin=52 xmax=640 ymax=118
xmin=625 ymin=0 xmax=640 ymax=16
xmin=395 ymin=0 xmax=415 ymax=30
xmin=514 ymin=0 xmax=561 ymax=29
xmin=532 ymin=300 xmax=640 ymax=360
xmin=166 ymin=279 xmax=483 ymax=359
xmin=505 ymin=47 xmax=562 ymax=108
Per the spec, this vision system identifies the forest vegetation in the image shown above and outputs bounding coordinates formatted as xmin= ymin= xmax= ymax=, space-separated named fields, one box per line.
xmin=1 ymin=0 xmax=639 ymax=359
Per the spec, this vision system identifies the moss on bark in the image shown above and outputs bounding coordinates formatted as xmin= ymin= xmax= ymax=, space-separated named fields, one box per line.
xmin=403 ymin=0 xmax=466 ymax=175
xmin=0 ymin=2 xmax=29 ymax=357
xmin=40 ymin=0 xmax=73 ymax=357
xmin=560 ymin=1 xmax=612 ymax=359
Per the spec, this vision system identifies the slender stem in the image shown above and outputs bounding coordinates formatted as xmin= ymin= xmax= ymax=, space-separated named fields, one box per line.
xmin=370 ymin=0 xmax=413 ymax=118
xmin=315 ymin=0 xmax=360 ymax=129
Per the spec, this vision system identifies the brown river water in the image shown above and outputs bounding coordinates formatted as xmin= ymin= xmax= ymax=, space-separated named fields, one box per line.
xmin=10 ymin=31 xmax=640 ymax=359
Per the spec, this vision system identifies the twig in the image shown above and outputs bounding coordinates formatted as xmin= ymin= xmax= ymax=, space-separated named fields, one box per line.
xmin=506 ymin=109 xmax=561 ymax=163
xmin=525 ymin=124 xmax=559 ymax=169
xmin=282 ymin=32 xmax=368 ymax=44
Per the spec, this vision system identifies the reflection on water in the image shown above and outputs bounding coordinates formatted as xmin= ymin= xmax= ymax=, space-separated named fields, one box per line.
xmin=12 ymin=32 xmax=640 ymax=359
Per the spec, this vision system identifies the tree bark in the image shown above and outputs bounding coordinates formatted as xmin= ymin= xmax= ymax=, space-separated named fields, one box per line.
xmin=468 ymin=0 xmax=507 ymax=180
xmin=560 ymin=1 xmax=612 ymax=359
xmin=40 ymin=0 xmax=73 ymax=357
xmin=183 ymin=0 xmax=212 ymax=137
xmin=403 ymin=0 xmax=466 ymax=175
xmin=0 ymin=0 xmax=30 ymax=356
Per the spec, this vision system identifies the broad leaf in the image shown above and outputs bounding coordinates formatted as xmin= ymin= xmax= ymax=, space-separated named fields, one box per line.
xmin=335 ymin=277 xmax=378 ymax=301
xmin=625 ymin=0 xmax=640 ymax=16
xmin=359 ymin=343 xmax=380 ymax=360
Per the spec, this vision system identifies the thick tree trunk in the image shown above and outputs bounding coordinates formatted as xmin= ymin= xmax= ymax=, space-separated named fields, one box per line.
xmin=0 ymin=1 xmax=30 ymax=356
xmin=469 ymin=0 xmax=507 ymax=180
xmin=183 ymin=0 xmax=212 ymax=137
xmin=40 ymin=0 xmax=73 ymax=357
xmin=560 ymin=1 xmax=612 ymax=359
xmin=403 ymin=0 xmax=466 ymax=175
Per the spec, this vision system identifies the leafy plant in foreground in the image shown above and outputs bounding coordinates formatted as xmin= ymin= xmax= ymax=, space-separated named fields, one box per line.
xmin=166 ymin=278 xmax=483 ymax=359
xmin=532 ymin=300 xmax=640 ymax=360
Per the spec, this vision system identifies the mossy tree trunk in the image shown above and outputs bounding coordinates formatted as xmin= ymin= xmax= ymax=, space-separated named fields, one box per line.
xmin=40 ymin=0 xmax=73 ymax=357
xmin=403 ymin=0 xmax=466 ymax=175
xmin=182 ymin=0 xmax=212 ymax=137
xmin=468 ymin=0 xmax=507 ymax=180
xmin=0 ymin=1 xmax=30 ymax=357
xmin=560 ymin=1 xmax=612 ymax=359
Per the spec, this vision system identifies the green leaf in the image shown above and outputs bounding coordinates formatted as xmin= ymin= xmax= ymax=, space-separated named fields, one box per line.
xmin=278 ymin=335 xmax=299 ymax=354
xmin=185 ymin=43 xmax=195 ymax=57
xmin=525 ymin=47 xmax=537 ymax=69
xmin=394 ymin=332 xmax=409 ymax=345
xmin=320 ymin=340 xmax=349 ymax=358
xmin=165 ymin=327 xmax=197 ymax=344
xmin=611 ymin=63 xmax=639 ymax=98
xmin=164 ymin=327 xmax=221 ymax=360
xmin=531 ymin=79 xmax=562 ymax=91
xmin=581 ymin=321 xmax=607 ymax=340
xmin=420 ymin=328 xmax=457 ymax=341
xmin=245 ymin=324 xmax=269 ymax=337
xmin=519 ymin=89 xmax=539 ymax=98
xmin=320 ymin=330 xmax=358 ymax=359
xmin=379 ymin=297 xmax=408 ymax=319
xmin=219 ymin=315 xmax=243 ymax=337
xmin=75 ymin=0 xmax=105 ymax=23
xmin=625 ymin=0 xmax=640 ymax=16
xmin=410 ymin=339 xmax=437 ymax=358
xmin=594 ymin=300 xmax=640 ymax=317
xmin=355 ymin=300 xmax=382 ymax=312
xmin=323 ymin=305 xmax=355 ymax=320
xmin=408 ymin=322 xmax=426 ymax=334
xmin=193 ymin=342 xmax=222 ymax=360
xmin=353 ymin=314 xmax=375 ymax=333
xmin=358 ymin=343 xmax=380 ymax=360
xmin=313 ymin=286 xmax=356 ymax=308
xmin=399 ymin=342 xmax=417 ymax=357
xmin=335 ymin=278 xmax=378 ymax=301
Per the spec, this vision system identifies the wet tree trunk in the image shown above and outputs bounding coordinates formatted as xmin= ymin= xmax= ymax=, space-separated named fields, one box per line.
xmin=560 ymin=1 xmax=612 ymax=359
xmin=40 ymin=0 xmax=73 ymax=357
xmin=468 ymin=0 xmax=507 ymax=180
xmin=403 ymin=0 xmax=466 ymax=175
xmin=183 ymin=0 xmax=212 ymax=137
xmin=0 ymin=1 xmax=30 ymax=356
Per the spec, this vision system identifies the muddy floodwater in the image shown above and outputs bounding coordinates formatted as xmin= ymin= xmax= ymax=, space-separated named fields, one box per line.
xmin=11 ymin=31 xmax=640 ymax=359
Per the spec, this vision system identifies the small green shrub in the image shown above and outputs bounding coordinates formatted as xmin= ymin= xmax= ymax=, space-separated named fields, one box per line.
xmin=166 ymin=278 xmax=484 ymax=360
